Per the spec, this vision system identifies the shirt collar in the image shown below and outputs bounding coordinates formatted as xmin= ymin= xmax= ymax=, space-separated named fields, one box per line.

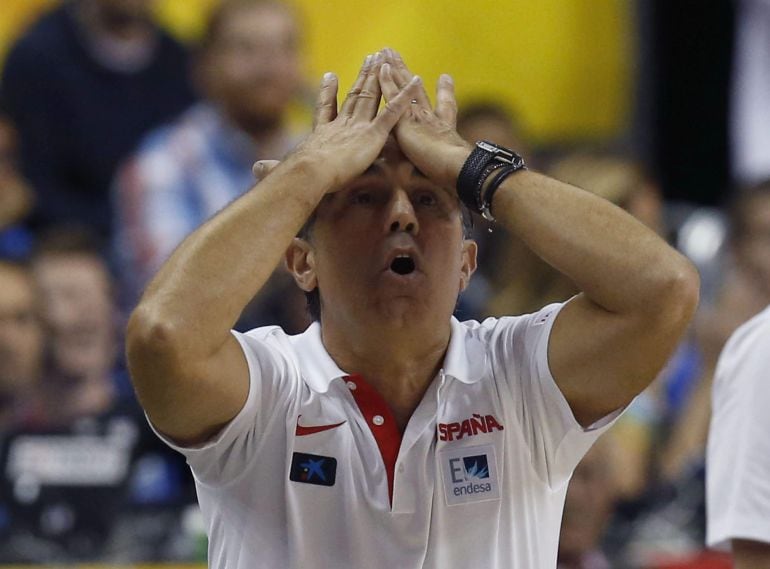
xmin=443 ymin=316 xmax=488 ymax=385
xmin=290 ymin=317 xmax=488 ymax=394
xmin=290 ymin=322 xmax=348 ymax=393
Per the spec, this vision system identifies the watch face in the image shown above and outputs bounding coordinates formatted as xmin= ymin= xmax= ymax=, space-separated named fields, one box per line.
xmin=477 ymin=140 xmax=500 ymax=153
xmin=477 ymin=140 xmax=518 ymax=165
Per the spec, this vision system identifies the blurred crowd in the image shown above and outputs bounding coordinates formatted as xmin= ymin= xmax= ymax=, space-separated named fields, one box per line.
xmin=0 ymin=0 xmax=768 ymax=566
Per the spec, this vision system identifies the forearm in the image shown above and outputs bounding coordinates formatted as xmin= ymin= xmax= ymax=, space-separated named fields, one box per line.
xmin=489 ymin=169 xmax=696 ymax=315
xmin=131 ymin=154 xmax=331 ymax=357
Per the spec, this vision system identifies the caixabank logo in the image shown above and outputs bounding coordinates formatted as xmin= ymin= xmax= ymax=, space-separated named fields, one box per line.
xmin=440 ymin=444 xmax=500 ymax=506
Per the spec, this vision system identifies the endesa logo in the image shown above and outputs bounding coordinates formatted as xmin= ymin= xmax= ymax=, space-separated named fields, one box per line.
xmin=440 ymin=444 xmax=500 ymax=506
xmin=449 ymin=454 xmax=492 ymax=497
xmin=438 ymin=413 xmax=504 ymax=441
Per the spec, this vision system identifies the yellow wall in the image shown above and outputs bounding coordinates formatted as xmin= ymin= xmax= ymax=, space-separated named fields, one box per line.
xmin=1 ymin=0 xmax=633 ymax=144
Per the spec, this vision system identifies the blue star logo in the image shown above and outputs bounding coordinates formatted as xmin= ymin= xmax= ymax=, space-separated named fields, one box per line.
xmin=300 ymin=458 xmax=326 ymax=482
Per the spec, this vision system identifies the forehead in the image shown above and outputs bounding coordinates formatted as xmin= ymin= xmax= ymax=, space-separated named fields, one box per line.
xmin=349 ymin=139 xmax=441 ymax=188
xmin=34 ymin=255 xmax=110 ymax=290
xmin=214 ymin=2 xmax=297 ymax=46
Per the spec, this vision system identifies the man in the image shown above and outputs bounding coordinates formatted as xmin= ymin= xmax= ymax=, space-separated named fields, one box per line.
xmin=113 ymin=0 xmax=305 ymax=317
xmin=0 ymin=259 xmax=43 ymax=431
xmin=31 ymin=227 xmax=123 ymax=424
xmin=706 ymin=303 xmax=770 ymax=568
xmin=0 ymin=228 xmax=193 ymax=562
xmin=126 ymin=50 xmax=699 ymax=568
xmin=0 ymin=258 xmax=44 ymax=559
xmin=0 ymin=0 xmax=194 ymax=238
xmin=558 ymin=437 xmax=619 ymax=569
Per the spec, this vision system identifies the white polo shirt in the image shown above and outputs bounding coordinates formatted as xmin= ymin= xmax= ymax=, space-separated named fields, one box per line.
xmin=707 ymin=305 xmax=770 ymax=550
xmin=154 ymin=303 xmax=619 ymax=568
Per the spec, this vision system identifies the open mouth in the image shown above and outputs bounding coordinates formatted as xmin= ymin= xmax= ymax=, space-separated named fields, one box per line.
xmin=390 ymin=255 xmax=416 ymax=275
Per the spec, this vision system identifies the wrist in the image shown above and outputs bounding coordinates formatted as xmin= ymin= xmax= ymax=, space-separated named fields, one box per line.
xmin=455 ymin=140 xmax=527 ymax=221
xmin=443 ymin=143 xmax=475 ymax=190
xmin=282 ymin=151 xmax=339 ymax=195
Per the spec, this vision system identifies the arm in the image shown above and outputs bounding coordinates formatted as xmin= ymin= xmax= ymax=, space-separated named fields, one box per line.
xmin=379 ymin=50 xmax=699 ymax=426
xmin=126 ymin=55 xmax=420 ymax=444
xmin=733 ymin=540 xmax=770 ymax=569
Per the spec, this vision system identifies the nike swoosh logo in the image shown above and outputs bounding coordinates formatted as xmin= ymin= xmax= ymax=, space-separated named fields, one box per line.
xmin=295 ymin=415 xmax=347 ymax=436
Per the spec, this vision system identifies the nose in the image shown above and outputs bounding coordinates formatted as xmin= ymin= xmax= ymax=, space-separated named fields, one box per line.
xmin=385 ymin=189 xmax=419 ymax=234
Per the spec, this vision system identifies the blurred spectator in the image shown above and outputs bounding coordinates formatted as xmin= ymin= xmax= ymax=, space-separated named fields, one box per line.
xmin=614 ymin=181 xmax=770 ymax=567
xmin=706 ymin=304 xmax=770 ymax=568
xmin=0 ymin=258 xmax=45 ymax=552
xmin=112 ymin=0 xmax=308 ymax=331
xmin=0 ymin=227 xmax=193 ymax=563
xmin=455 ymin=102 xmax=534 ymax=318
xmin=0 ymin=259 xmax=43 ymax=431
xmin=0 ymin=0 xmax=195 ymax=238
xmin=660 ymin=181 xmax=770 ymax=484
xmin=558 ymin=436 xmax=620 ymax=569
xmin=456 ymin=102 xmax=531 ymax=160
xmin=0 ymin=113 xmax=34 ymax=258
xmin=31 ymin=227 xmax=121 ymax=425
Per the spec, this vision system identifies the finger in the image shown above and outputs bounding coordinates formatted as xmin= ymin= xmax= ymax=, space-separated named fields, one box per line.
xmin=252 ymin=160 xmax=281 ymax=180
xmin=435 ymin=74 xmax=457 ymax=125
xmin=313 ymin=72 xmax=338 ymax=128
xmin=388 ymin=50 xmax=431 ymax=108
xmin=339 ymin=54 xmax=373 ymax=117
xmin=379 ymin=63 xmax=400 ymax=101
xmin=352 ymin=52 xmax=383 ymax=119
xmin=374 ymin=75 xmax=422 ymax=134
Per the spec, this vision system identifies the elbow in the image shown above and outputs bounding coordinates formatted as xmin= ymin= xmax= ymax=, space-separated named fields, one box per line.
xmin=651 ymin=255 xmax=701 ymax=329
xmin=125 ymin=303 xmax=187 ymax=372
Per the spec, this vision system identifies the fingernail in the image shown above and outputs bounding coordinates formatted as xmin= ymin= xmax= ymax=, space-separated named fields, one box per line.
xmin=441 ymin=73 xmax=453 ymax=85
xmin=322 ymin=71 xmax=334 ymax=82
xmin=411 ymin=75 xmax=422 ymax=84
xmin=381 ymin=62 xmax=390 ymax=74
xmin=363 ymin=54 xmax=372 ymax=68
xmin=373 ymin=51 xmax=382 ymax=64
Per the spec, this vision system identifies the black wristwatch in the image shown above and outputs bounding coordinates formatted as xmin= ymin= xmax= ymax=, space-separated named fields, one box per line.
xmin=456 ymin=141 xmax=526 ymax=221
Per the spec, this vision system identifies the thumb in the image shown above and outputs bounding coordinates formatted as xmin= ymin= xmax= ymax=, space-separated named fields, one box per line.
xmin=252 ymin=160 xmax=281 ymax=180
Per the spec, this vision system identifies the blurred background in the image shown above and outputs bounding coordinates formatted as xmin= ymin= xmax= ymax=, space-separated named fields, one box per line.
xmin=0 ymin=0 xmax=766 ymax=567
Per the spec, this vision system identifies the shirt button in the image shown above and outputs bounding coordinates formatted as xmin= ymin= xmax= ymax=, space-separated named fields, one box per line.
xmin=346 ymin=381 xmax=357 ymax=391
xmin=372 ymin=415 xmax=384 ymax=426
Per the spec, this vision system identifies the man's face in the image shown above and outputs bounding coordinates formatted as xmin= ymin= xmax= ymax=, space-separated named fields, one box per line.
xmin=204 ymin=2 xmax=301 ymax=131
xmin=33 ymin=255 xmax=114 ymax=382
xmin=288 ymin=144 xmax=477 ymax=328
xmin=0 ymin=264 xmax=43 ymax=395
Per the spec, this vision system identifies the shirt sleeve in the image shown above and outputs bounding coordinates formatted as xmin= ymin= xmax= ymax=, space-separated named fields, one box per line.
xmin=148 ymin=327 xmax=300 ymax=486
xmin=487 ymin=301 xmax=624 ymax=489
xmin=706 ymin=310 xmax=770 ymax=550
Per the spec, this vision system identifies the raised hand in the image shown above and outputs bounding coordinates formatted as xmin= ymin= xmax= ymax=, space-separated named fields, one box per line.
xmin=292 ymin=52 xmax=422 ymax=192
xmin=378 ymin=49 xmax=472 ymax=189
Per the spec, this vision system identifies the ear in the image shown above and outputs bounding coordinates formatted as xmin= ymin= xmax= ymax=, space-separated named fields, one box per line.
xmin=459 ymin=239 xmax=478 ymax=292
xmin=285 ymin=237 xmax=318 ymax=292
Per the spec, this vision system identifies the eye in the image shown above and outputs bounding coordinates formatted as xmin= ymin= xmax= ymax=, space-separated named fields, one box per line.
xmin=415 ymin=191 xmax=438 ymax=207
xmin=351 ymin=191 xmax=373 ymax=205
